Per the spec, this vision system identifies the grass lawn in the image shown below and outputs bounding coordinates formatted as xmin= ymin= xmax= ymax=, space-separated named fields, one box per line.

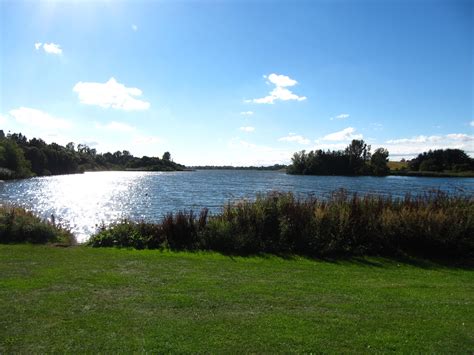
xmin=388 ymin=161 xmax=408 ymax=171
xmin=0 ymin=245 xmax=472 ymax=352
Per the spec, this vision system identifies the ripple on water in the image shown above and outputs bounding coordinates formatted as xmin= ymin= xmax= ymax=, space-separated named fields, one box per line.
xmin=0 ymin=170 xmax=472 ymax=242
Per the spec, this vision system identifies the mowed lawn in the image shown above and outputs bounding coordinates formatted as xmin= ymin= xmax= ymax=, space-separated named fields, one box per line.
xmin=0 ymin=245 xmax=472 ymax=352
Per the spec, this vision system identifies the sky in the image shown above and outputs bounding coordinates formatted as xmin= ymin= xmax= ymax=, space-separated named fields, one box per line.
xmin=0 ymin=0 xmax=473 ymax=166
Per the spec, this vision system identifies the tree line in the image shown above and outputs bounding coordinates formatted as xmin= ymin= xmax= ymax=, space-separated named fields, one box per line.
xmin=287 ymin=139 xmax=473 ymax=176
xmin=287 ymin=140 xmax=390 ymax=176
xmin=408 ymin=149 xmax=473 ymax=172
xmin=0 ymin=131 xmax=184 ymax=180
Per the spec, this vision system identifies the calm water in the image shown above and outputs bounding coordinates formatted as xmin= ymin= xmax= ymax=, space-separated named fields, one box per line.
xmin=1 ymin=170 xmax=473 ymax=242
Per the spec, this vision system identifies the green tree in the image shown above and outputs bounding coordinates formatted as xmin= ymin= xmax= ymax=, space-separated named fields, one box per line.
xmin=345 ymin=140 xmax=371 ymax=174
xmin=370 ymin=148 xmax=390 ymax=176
xmin=0 ymin=139 xmax=32 ymax=178
xmin=24 ymin=146 xmax=48 ymax=176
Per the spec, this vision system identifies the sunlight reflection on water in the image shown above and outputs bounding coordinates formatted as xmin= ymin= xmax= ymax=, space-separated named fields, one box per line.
xmin=0 ymin=170 xmax=472 ymax=242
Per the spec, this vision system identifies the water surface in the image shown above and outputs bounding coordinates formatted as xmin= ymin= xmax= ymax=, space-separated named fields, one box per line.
xmin=1 ymin=170 xmax=472 ymax=242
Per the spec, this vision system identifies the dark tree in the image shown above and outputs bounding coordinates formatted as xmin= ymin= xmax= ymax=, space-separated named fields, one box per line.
xmin=409 ymin=149 xmax=473 ymax=172
xmin=345 ymin=139 xmax=371 ymax=174
xmin=0 ymin=139 xmax=32 ymax=178
xmin=371 ymin=148 xmax=390 ymax=176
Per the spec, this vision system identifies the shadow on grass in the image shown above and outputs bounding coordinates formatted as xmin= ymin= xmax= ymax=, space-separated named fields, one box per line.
xmin=310 ymin=254 xmax=474 ymax=270
xmin=185 ymin=248 xmax=474 ymax=270
xmin=213 ymin=246 xmax=473 ymax=270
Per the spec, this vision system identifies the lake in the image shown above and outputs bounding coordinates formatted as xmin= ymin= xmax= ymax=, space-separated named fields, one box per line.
xmin=1 ymin=170 xmax=473 ymax=242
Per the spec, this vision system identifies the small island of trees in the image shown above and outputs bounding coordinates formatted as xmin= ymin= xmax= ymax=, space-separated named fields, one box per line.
xmin=287 ymin=140 xmax=390 ymax=176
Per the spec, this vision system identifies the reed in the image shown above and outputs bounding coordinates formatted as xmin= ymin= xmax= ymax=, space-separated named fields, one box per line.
xmin=0 ymin=205 xmax=74 ymax=245
xmin=88 ymin=190 xmax=473 ymax=259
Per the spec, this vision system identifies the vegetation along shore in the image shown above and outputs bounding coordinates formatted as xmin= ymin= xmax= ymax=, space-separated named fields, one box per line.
xmin=0 ymin=130 xmax=184 ymax=180
xmin=2 ymin=190 xmax=472 ymax=262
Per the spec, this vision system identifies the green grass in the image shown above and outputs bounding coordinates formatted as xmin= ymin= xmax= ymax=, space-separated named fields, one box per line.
xmin=388 ymin=161 xmax=408 ymax=171
xmin=0 ymin=245 xmax=472 ymax=352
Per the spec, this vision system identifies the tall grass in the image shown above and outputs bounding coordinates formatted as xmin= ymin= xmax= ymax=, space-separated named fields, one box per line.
xmin=89 ymin=191 xmax=473 ymax=259
xmin=0 ymin=205 xmax=74 ymax=245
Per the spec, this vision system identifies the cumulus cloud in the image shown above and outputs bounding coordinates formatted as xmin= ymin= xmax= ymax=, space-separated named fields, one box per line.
xmin=35 ymin=42 xmax=62 ymax=55
xmin=445 ymin=133 xmax=473 ymax=141
xmin=385 ymin=133 xmax=474 ymax=157
xmin=43 ymin=43 xmax=62 ymax=55
xmin=330 ymin=113 xmax=350 ymax=120
xmin=73 ymin=77 xmax=150 ymax=111
xmin=266 ymin=73 xmax=297 ymax=87
xmin=278 ymin=133 xmax=311 ymax=145
xmin=386 ymin=135 xmax=442 ymax=144
xmin=9 ymin=107 xmax=72 ymax=129
xmin=240 ymin=126 xmax=255 ymax=132
xmin=226 ymin=138 xmax=293 ymax=166
xmin=322 ymin=127 xmax=363 ymax=141
xmin=240 ymin=111 xmax=254 ymax=116
xmin=248 ymin=73 xmax=306 ymax=104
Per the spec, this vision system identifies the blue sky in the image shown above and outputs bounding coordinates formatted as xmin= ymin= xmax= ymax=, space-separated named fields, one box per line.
xmin=0 ymin=0 xmax=472 ymax=165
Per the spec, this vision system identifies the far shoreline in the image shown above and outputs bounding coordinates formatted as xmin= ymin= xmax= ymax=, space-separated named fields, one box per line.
xmin=2 ymin=167 xmax=474 ymax=182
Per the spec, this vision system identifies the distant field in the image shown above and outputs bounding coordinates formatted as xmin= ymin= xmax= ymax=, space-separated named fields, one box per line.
xmin=0 ymin=245 xmax=472 ymax=352
xmin=388 ymin=161 xmax=408 ymax=171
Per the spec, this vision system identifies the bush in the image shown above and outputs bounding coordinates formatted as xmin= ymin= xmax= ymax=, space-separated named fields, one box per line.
xmin=88 ymin=191 xmax=474 ymax=260
xmin=0 ymin=206 xmax=74 ymax=244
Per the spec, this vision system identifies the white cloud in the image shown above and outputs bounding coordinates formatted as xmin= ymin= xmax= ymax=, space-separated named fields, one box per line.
xmin=34 ymin=42 xmax=62 ymax=54
xmin=278 ymin=133 xmax=310 ymax=145
xmin=132 ymin=24 xmax=138 ymax=31
xmin=470 ymin=121 xmax=474 ymax=127
xmin=322 ymin=127 xmax=363 ymax=141
xmin=445 ymin=133 xmax=472 ymax=141
xmin=9 ymin=107 xmax=72 ymax=129
xmin=73 ymin=77 xmax=150 ymax=111
xmin=330 ymin=113 xmax=350 ymax=120
xmin=249 ymin=73 xmax=306 ymax=104
xmin=96 ymin=121 xmax=136 ymax=133
xmin=42 ymin=43 xmax=62 ymax=55
xmin=240 ymin=111 xmax=254 ymax=116
xmin=386 ymin=135 xmax=442 ymax=144
xmin=266 ymin=73 xmax=297 ymax=87
xmin=385 ymin=133 xmax=474 ymax=157
xmin=240 ymin=126 xmax=255 ymax=132
xmin=225 ymin=138 xmax=293 ymax=166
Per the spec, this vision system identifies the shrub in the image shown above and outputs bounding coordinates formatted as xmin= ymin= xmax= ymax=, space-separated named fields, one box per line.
xmin=88 ymin=191 xmax=474 ymax=260
xmin=0 ymin=206 xmax=74 ymax=244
